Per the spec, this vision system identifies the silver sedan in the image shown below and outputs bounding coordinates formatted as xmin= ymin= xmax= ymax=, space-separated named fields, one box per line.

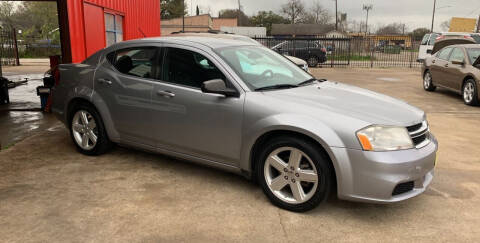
xmin=51 ymin=36 xmax=437 ymax=212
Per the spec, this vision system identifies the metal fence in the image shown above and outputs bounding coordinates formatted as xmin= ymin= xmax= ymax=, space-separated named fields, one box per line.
xmin=253 ymin=36 xmax=421 ymax=68
xmin=0 ymin=29 xmax=18 ymax=66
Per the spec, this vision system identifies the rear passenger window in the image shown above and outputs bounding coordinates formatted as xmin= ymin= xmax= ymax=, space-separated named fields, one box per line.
xmin=108 ymin=47 xmax=158 ymax=79
xmin=162 ymin=48 xmax=226 ymax=88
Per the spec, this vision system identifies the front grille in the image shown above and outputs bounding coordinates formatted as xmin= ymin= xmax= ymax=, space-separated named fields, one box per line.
xmin=407 ymin=121 xmax=430 ymax=148
xmin=392 ymin=181 xmax=414 ymax=196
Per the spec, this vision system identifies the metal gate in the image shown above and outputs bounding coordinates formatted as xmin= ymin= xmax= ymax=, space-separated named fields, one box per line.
xmin=0 ymin=29 xmax=18 ymax=67
xmin=253 ymin=36 xmax=421 ymax=68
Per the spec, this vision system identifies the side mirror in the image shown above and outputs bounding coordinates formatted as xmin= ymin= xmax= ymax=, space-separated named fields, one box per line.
xmin=201 ymin=79 xmax=239 ymax=97
xmin=426 ymin=49 xmax=433 ymax=54
xmin=451 ymin=60 xmax=465 ymax=65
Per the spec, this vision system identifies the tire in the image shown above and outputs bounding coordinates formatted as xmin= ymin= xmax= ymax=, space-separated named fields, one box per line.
xmin=423 ymin=70 xmax=436 ymax=91
xmin=256 ymin=136 xmax=332 ymax=212
xmin=69 ymin=103 xmax=112 ymax=155
xmin=462 ymin=79 xmax=479 ymax=106
xmin=307 ymin=56 xmax=319 ymax=67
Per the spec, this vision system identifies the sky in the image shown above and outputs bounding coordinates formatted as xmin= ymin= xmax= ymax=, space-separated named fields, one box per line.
xmin=189 ymin=0 xmax=480 ymax=32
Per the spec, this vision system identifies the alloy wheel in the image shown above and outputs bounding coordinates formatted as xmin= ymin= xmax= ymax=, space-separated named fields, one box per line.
xmin=424 ymin=72 xmax=432 ymax=89
xmin=464 ymin=82 xmax=475 ymax=103
xmin=263 ymin=147 xmax=319 ymax=204
xmin=71 ymin=110 xmax=98 ymax=150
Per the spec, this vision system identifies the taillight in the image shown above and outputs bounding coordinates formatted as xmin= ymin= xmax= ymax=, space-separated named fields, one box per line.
xmin=436 ymin=35 xmax=445 ymax=40
xmin=321 ymin=48 xmax=327 ymax=52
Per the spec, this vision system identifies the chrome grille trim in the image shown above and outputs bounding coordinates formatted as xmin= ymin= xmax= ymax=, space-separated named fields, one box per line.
xmin=407 ymin=120 xmax=430 ymax=149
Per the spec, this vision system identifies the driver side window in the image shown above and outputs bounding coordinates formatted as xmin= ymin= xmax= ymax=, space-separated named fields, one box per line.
xmin=161 ymin=47 xmax=226 ymax=88
xmin=449 ymin=48 xmax=465 ymax=63
xmin=437 ymin=47 xmax=452 ymax=60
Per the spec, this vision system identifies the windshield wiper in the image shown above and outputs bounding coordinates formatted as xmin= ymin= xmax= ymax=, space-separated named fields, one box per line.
xmin=255 ymin=84 xmax=299 ymax=91
xmin=298 ymin=78 xmax=327 ymax=86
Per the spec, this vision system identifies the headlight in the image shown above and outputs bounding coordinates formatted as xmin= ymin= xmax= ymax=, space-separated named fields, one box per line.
xmin=356 ymin=125 xmax=413 ymax=151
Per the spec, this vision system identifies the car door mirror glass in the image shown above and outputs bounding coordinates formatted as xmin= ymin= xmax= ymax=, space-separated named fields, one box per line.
xmin=201 ymin=79 xmax=239 ymax=97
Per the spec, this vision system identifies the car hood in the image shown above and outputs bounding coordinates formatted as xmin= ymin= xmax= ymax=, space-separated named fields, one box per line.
xmin=285 ymin=55 xmax=306 ymax=65
xmin=263 ymin=81 xmax=424 ymax=126
xmin=432 ymin=38 xmax=476 ymax=54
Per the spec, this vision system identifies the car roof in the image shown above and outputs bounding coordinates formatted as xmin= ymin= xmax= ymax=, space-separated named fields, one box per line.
xmin=118 ymin=35 xmax=256 ymax=49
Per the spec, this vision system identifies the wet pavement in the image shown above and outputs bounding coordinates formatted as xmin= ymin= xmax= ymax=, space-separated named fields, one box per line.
xmin=0 ymin=61 xmax=58 ymax=149
xmin=1 ymin=68 xmax=480 ymax=242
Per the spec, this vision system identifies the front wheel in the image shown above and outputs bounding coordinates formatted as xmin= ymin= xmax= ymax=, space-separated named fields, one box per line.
xmin=70 ymin=104 xmax=112 ymax=155
xmin=463 ymin=79 xmax=479 ymax=106
xmin=256 ymin=136 xmax=332 ymax=212
xmin=423 ymin=71 xmax=436 ymax=91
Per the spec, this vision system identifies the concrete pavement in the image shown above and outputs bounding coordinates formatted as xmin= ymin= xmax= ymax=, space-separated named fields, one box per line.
xmin=0 ymin=68 xmax=479 ymax=242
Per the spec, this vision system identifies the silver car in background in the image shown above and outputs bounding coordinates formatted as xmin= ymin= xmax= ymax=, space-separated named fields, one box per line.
xmin=52 ymin=36 xmax=437 ymax=212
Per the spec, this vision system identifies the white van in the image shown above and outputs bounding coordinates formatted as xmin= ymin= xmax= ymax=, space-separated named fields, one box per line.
xmin=417 ymin=32 xmax=475 ymax=62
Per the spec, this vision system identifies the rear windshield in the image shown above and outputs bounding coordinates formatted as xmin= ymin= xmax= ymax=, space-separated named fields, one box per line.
xmin=467 ymin=48 xmax=480 ymax=64
xmin=428 ymin=33 xmax=439 ymax=45
xmin=472 ymin=35 xmax=480 ymax=44
xmin=421 ymin=34 xmax=430 ymax=45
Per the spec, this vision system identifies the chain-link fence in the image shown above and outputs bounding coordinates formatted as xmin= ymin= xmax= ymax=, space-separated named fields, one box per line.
xmin=253 ymin=35 xmax=421 ymax=68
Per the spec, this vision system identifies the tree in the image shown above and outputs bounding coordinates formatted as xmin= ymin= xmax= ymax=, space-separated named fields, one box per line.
xmin=160 ymin=0 xmax=187 ymax=20
xmin=410 ymin=28 xmax=430 ymax=41
xmin=249 ymin=11 xmax=289 ymax=35
xmin=218 ymin=9 xmax=250 ymax=26
xmin=280 ymin=0 xmax=305 ymax=24
xmin=0 ymin=1 xmax=16 ymax=28
xmin=440 ymin=20 xmax=450 ymax=32
xmin=196 ymin=5 xmax=200 ymax=16
xmin=376 ymin=23 xmax=405 ymax=35
xmin=302 ymin=0 xmax=331 ymax=25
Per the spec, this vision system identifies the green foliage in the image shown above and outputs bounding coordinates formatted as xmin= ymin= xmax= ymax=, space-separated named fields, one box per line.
xmin=161 ymin=0 xmax=187 ymax=20
xmin=218 ymin=9 xmax=250 ymax=26
xmin=410 ymin=28 xmax=430 ymax=41
xmin=249 ymin=11 xmax=289 ymax=35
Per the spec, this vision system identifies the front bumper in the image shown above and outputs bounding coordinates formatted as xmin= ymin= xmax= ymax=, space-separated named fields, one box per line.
xmin=331 ymin=135 xmax=438 ymax=203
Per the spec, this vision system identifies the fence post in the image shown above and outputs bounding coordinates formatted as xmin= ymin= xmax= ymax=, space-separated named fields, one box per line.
xmin=409 ymin=39 xmax=414 ymax=68
xmin=12 ymin=28 xmax=20 ymax=66
xmin=0 ymin=58 xmax=2 ymax=77
xmin=370 ymin=38 xmax=374 ymax=68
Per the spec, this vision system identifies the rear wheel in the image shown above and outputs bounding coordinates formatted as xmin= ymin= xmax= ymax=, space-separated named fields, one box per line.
xmin=463 ymin=79 xmax=479 ymax=106
xmin=256 ymin=136 xmax=332 ymax=212
xmin=70 ymin=104 xmax=112 ymax=155
xmin=307 ymin=56 xmax=319 ymax=67
xmin=423 ymin=71 xmax=436 ymax=91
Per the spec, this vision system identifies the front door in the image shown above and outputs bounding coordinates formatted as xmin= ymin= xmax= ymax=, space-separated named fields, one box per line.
xmin=150 ymin=46 xmax=245 ymax=165
xmin=94 ymin=46 xmax=159 ymax=145
xmin=430 ymin=47 xmax=453 ymax=87
xmin=445 ymin=47 xmax=467 ymax=91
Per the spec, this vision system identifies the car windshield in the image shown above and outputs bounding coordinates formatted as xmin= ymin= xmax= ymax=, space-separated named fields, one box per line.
xmin=467 ymin=48 xmax=480 ymax=64
xmin=215 ymin=45 xmax=314 ymax=90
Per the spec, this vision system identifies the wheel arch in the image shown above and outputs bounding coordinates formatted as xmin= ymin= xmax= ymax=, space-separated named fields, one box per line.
xmin=462 ymin=75 xmax=476 ymax=88
xmin=247 ymin=129 xmax=338 ymax=192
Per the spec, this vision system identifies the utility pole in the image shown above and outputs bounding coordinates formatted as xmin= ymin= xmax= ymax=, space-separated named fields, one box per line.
xmin=363 ymin=4 xmax=373 ymax=36
xmin=238 ymin=0 xmax=241 ymax=26
xmin=431 ymin=0 xmax=436 ymax=32
xmin=182 ymin=0 xmax=185 ymax=32
xmin=335 ymin=0 xmax=338 ymax=31
xmin=477 ymin=15 xmax=480 ymax=33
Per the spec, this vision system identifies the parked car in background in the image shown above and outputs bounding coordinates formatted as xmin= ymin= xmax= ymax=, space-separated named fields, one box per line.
xmin=272 ymin=40 xmax=327 ymax=67
xmin=422 ymin=38 xmax=480 ymax=105
xmin=418 ymin=32 xmax=477 ymax=62
xmin=52 ymin=36 xmax=437 ymax=212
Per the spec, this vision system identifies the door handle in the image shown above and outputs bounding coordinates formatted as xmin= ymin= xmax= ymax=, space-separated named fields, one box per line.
xmin=98 ymin=78 xmax=112 ymax=85
xmin=432 ymin=60 xmax=436 ymax=63
xmin=444 ymin=64 xmax=449 ymax=67
xmin=156 ymin=90 xmax=175 ymax=98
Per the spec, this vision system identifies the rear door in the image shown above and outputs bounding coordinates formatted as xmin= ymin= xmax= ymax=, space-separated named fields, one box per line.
xmin=94 ymin=46 xmax=160 ymax=145
xmin=445 ymin=47 xmax=467 ymax=91
xmin=430 ymin=47 xmax=453 ymax=87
